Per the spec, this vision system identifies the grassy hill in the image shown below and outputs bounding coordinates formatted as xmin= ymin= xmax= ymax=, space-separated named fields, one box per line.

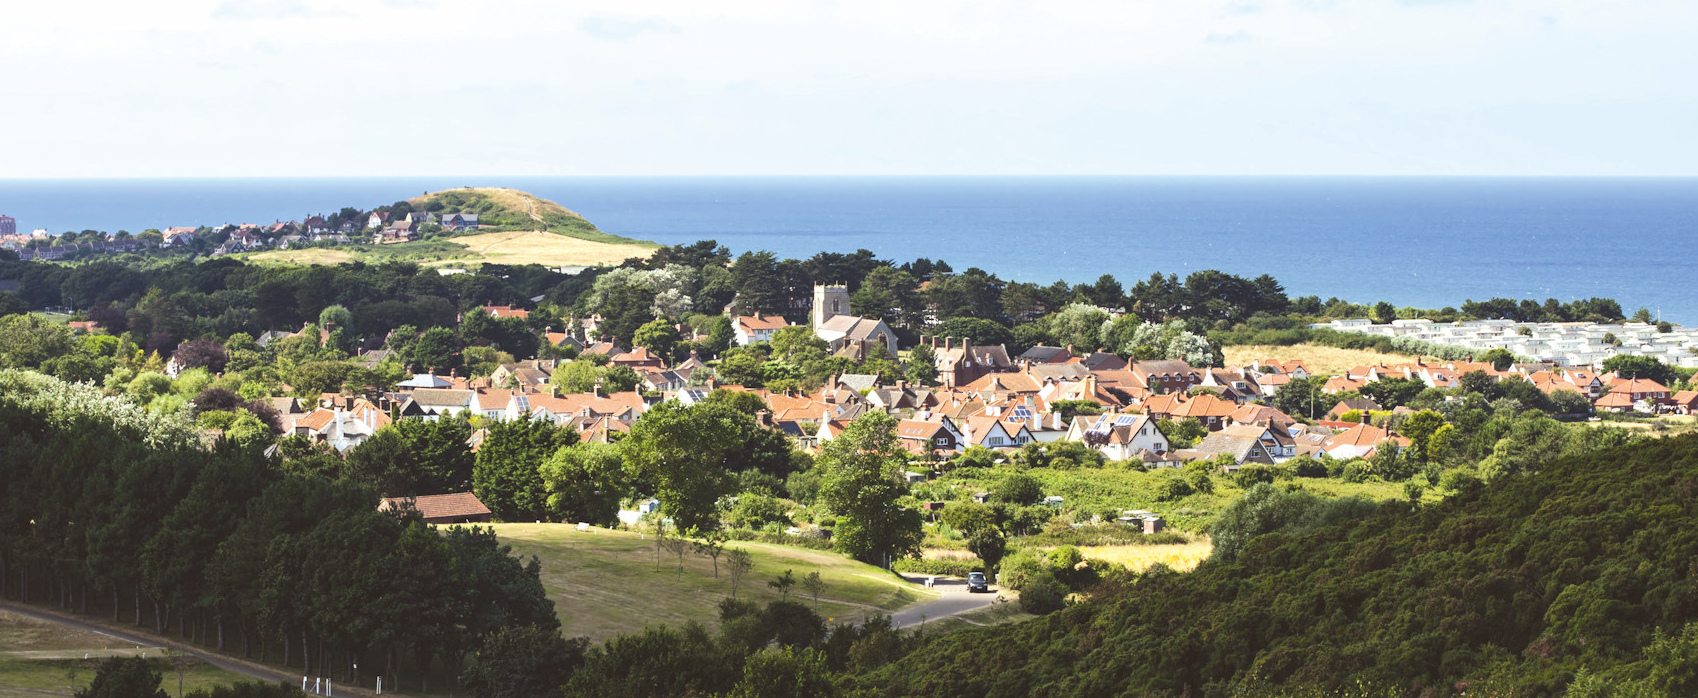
xmin=408 ymin=187 xmax=647 ymax=246
xmin=867 ymin=434 xmax=1698 ymax=696
xmin=245 ymin=187 xmax=659 ymax=267
xmin=486 ymin=524 xmax=935 ymax=643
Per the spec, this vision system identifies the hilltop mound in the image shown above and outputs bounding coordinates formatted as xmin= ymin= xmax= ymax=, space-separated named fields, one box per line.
xmin=407 ymin=187 xmax=646 ymax=245
xmin=869 ymin=434 xmax=1698 ymax=695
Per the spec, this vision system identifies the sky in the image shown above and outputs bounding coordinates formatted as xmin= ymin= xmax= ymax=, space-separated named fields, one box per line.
xmin=2 ymin=0 xmax=1694 ymax=177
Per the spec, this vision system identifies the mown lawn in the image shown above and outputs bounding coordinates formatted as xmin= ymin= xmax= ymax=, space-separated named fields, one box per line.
xmin=485 ymin=524 xmax=936 ymax=643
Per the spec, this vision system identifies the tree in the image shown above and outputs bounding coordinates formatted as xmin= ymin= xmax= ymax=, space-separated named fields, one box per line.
xmin=704 ymin=387 xmax=768 ymax=416
xmin=968 ymin=527 xmax=1007 ymax=571
xmin=632 ymin=318 xmax=679 ymax=358
xmin=1398 ymin=410 xmax=1447 ymax=463
xmin=1046 ymin=304 xmax=1109 ymax=351
xmin=602 ymin=365 xmax=643 ymax=393
xmin=461 ymin=625 xmax=586 ymax=698
xmin=1602 ymin=354 xmax=1676 ymax=387
xmin=693 ymin=530 xmax=728 ymax=578
xmin=1360 ymin=377 xmax=1427 ymax=410
xmin=408 ymin=326 xmax=462 ymax=373
xmin=726 ymin=647 xmax=839 ymax=698
xmin=539 ymin=442 xmax=628 ymax=526
xmin=1156 ymin=418 xmax=1208 ymax=449
xmin=344 ymin=417 xmax=475 ymax=496
xmin=904 ymin=344 xmax=939 ymax=386
xmin=624 ymin=401 xmax=792 ymax=531
xmin=769 ymin=569 xmax=796 ymax=601
xmin=1270 ymin=375 xmax=1329 ymax=420
xmin=991 ymin=473 xmax=1043 ymax=505
xmin=1479 ymin=348 xmax=1516 ymax=372
xmin=726 ymin=549 xmax=755 ymax=598
xmin=473 ymin=416 xmax=579 ymax=521
xmin=926 ymin=318 xmax=1014 ymax=350
xmin=173 ymin=338 xmax=229 ymax=373
xmin=76 ymin=657 xmax=167 ymax=698
xmin=553 ymin=360 xmax=603 ymax=394
xmin=801 ymin=571 xmax=827 ymax=609
xmin=317 ymin=304 xmax=352 ymax=333
xmin=816 ymin=412 xmax=923 ymax=565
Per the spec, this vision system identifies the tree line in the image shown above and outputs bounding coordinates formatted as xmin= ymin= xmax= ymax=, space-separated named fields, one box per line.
xmin=0 ymin=370 xmax=558 ymax=694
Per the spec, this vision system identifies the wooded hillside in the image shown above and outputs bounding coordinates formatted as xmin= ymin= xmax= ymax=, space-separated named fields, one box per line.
xmin=865 ymin=434 xmax=1698 ymax=697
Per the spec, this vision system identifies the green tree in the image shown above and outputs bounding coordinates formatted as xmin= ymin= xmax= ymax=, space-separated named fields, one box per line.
xmin=621 ymin=401 xmax=754 ymax=532
xmin=462 ymin=625 xmax=585 ymax=698
xmin=1479 ymin=348 xmax=1516 ymax=371
xmin=632 ymin=318 xmax=680 ymax=358
xmin=1156 ymin=418 xmax=1209 ymax=449
xmin=904 ymin=343 xmax=939 ymax=386
xmin=726 ymin=647 xmax=839 ymax=698
xmin=1602 ymin=354 xmax=1676 ymax=386
xmin=991 ymin=473 xmax=1043 ymax=505
xmin=75 ymin=657 xmax=167 ymax=698
xmin=539 ymin=442 xmax=628 ymax=526
xmin=554 ymin=360 xmax=603 ymax=394
xmin=704 ymin=387 xmax=769 ymax=416
xmin=473 ymin=416 xmax=579 ymax=521
xmin=816 ymin=412 xmax=922 ymax=565
xmin=968 ymin=527 xmax=1007 ymax=570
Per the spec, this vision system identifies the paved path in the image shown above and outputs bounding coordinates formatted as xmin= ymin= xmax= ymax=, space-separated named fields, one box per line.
xmin=0 ymin=601 xmax=376 ymax=696
xmin=888 ymin=574 xmax=1005 ymax=628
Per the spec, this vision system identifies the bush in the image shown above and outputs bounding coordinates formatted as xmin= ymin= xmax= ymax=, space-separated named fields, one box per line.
xmin=891 ymin=557 xmax=983 ymax=577
xmin=995 ymin=550 xmax=1052 ymax=591
xmin=1019 ymin=576 xmax=1068 ymax=615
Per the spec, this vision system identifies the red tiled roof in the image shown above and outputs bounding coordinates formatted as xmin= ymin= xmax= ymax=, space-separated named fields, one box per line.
xmin=380 ymin=492 xmax=492 ymax=521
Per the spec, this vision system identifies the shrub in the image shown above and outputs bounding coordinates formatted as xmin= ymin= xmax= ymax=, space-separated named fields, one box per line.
xmin=891 ymin=557 xmax=983 ymax=577
xmin=1019 ymin=576 xmax=1068 ymax=615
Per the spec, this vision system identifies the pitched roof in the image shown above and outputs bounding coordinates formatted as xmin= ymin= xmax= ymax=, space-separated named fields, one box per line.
xmin=380 ymin=492 xmax=492 ymax=520
xmin=737 ymin=315 xmax=790 ymax=332
xmin=409 ymin=388 xmax=475 ymax=407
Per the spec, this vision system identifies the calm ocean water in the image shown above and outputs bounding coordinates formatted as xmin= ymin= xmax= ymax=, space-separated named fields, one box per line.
xmin=1 ymin=177 xmax=1694 ymax=322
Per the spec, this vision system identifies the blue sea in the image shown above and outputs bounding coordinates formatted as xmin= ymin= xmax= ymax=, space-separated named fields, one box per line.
xmin=2 ymin=177 xmax=1694 ymax=322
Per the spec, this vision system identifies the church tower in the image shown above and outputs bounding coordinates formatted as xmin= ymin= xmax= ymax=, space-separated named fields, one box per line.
xmin=812 ymin=284 xmax=850 ymax=327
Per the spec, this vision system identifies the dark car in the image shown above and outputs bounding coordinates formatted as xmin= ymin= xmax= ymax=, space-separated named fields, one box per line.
xmin=967 ymin=571 xmax=989 ymax=593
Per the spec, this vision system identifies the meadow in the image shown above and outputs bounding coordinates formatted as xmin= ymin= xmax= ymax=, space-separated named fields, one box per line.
xmin=485 ymin=523 xmax=935 ymax=643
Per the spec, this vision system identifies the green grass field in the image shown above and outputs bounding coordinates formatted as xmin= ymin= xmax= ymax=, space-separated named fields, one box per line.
xmin=485 ymin=524 xmax=937 ymax=643
xmin=0 ymin=612 xmax=247 ymax=698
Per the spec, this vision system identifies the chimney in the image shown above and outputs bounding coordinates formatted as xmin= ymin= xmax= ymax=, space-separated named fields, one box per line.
xmin=945 ymin=337 xmax=954 ymax=349
xmin=1065 ymin=344 xmax=1075 ymax=358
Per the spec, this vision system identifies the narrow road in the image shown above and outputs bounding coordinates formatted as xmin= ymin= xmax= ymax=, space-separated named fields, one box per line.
xmin=0 ymin=601 xmax=375 ymax=696
xmin=888 ymin=574 xmax=1005 ymax=627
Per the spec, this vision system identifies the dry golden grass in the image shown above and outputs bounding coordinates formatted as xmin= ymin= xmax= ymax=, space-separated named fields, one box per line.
xmin=1079 ymin=539 xmax=1214 ymax=573
xmin=446 ymin=230 xmax=654 ymax=267
xmin=1224 ymin=344 xmax=1420 ymax=376
xmin=245 ymin=248 xmax=356 ymax=265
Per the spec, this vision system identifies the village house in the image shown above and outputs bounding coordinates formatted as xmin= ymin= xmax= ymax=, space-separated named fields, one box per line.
xmin=733 ymin=313 xmax=790 ymax=346
xmin=1067 ymin=412 xmax=1171 ymax=462
xmin=895 ymin=416 xmax=964 ymax=455
xmin=931 ymin=336 xmax=1015 ymax=388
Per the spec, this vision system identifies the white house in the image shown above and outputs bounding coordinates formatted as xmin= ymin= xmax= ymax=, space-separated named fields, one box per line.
xmin=733 ymin=313 xmax=790 ymax=346
xmin=1067 ymin=413 xmax=1170 ymax=461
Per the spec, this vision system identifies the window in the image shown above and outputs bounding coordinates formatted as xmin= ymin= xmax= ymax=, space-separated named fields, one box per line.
xmin=991 ymin=437 xmax=1004 ymax=446
xmin=935 ymin=437 xmax=949 ymax=445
